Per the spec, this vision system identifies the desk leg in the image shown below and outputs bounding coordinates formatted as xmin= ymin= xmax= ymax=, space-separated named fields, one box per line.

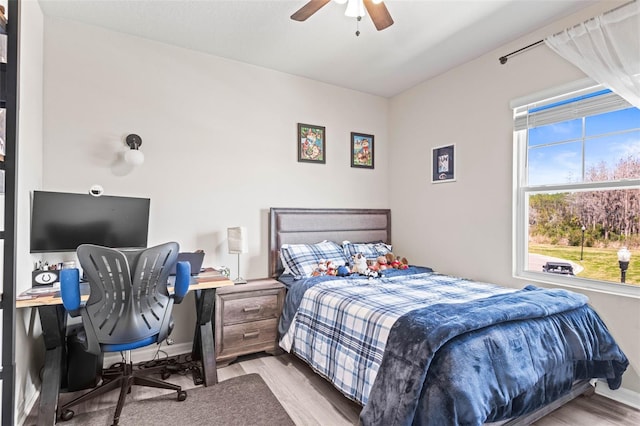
xmin=191 ymin=288 xmax=217 ymax=386
xmin=37 ymin=346 xmax=62 ymax=426
xmin=35 ymin=305 xmax=67 ymax=426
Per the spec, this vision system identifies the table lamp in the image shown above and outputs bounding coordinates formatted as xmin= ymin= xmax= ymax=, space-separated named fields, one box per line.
xmin=228 ymin=226 xmax=248 ymax=284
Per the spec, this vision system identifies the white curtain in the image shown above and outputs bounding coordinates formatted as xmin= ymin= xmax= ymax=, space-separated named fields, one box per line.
xmin=545 ymin=0 xmax=640 ymax=107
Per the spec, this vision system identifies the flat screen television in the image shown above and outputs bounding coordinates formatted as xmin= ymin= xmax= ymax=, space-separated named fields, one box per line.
xmin=30 ymin=191 xmax=150 ymax=253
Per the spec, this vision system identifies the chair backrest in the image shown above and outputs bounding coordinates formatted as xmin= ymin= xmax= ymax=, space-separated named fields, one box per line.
xmin=77 ymin=242 xmax=179 ymax=352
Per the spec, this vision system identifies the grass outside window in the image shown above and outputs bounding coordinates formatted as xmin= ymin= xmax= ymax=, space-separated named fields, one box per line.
xmin=529 ymin=244 xmax=639 ymax=285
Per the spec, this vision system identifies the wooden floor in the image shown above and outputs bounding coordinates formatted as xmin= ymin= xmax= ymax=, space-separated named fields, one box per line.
xmin=28 ymin=352 xmax=640 ymax=425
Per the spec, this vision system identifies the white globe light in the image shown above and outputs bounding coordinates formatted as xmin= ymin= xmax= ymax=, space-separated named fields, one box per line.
xmin=617 ymin=247 xmax=631 ymax=262
xmin=124 ymin=149 xmax=145 ymax=166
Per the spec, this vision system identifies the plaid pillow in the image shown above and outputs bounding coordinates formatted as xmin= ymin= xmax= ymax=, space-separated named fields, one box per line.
xmin=342 ymin=241 xmax=393 ymax=261
xmin=280 ymin=240 xmax=349 ymax=279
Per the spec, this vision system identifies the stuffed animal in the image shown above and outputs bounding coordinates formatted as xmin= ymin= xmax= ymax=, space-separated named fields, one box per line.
xmin=326 ymin=260 xmax=338 ymax=276
xmin=376 ymin=255 xmax=390 ymax=270
xmin=385 ymin=253 xmax=409 ymax=269
xmin=336 ymin=265 xmax=351 ymax=276
xmin=352 ymin=253 xmax=380 ymax=279
xmin=311 ymin=259 xmax=328 ymax=276
xmin=351 ymin=253 xmax=369 ymax=275
xmin=368 ymin=260 xmax=379 ymax=272
xmin=364 ymin=269 xmax=380 ymax=279
xmin=398 ymin=257 xmax=409 ymax=269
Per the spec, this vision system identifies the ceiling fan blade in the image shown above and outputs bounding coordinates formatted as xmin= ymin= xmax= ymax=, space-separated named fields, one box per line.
xmin=363 ymin=0 xmax=394 ymax=31
xmin=291 ymin=0 xmax=332 ymax=22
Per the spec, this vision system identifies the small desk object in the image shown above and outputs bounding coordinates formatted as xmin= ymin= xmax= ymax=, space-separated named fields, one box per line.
xmin=16 ymin=273 xmax=233 ymax=426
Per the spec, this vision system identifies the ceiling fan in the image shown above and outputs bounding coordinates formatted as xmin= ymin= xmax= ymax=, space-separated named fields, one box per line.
xmin=291 ymin=0 xmax=394 ymax=32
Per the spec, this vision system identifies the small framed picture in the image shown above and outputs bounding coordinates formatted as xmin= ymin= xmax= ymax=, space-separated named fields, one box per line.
xmin=431 ymin=144 xmax=455 ymax=183
xmin=351 ymin=132 xmax=374 ymax=169
xmin=298 ymin=123 xmax=326 ymax=164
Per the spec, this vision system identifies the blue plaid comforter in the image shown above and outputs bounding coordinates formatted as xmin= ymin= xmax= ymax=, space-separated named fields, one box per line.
xmin=279 ymin=268 xmax=515 ymax=404
xmin=279 ymin=268 xmax=628 ymax=425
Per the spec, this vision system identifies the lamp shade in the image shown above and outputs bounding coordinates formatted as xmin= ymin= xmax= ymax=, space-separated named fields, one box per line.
xmin=617 ymin=247 xmax=631 ymax=262
xmin=228 ymin=226 xmax=248 ymax=254
xmin=345 ymin=0 xmax=366 ymax=17
xmin=124 ymin=149 xmax=145 ymax=165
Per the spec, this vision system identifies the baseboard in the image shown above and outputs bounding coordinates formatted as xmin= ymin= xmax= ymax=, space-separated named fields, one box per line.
xmin=18 ymin=391 xmax=40 ymax=426
xmin=595 ymin=380 xmax=640 ymax=410
xmin=103 ymin=342 xmax=193 ymax=366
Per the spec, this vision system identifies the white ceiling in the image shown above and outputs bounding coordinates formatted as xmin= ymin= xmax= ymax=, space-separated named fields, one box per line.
xmin=37 ymin=0 xmax=597 ymax=98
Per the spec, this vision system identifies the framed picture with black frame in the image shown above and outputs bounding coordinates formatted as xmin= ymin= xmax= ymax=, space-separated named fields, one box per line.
xmin=351 ymin=132 xmax=374 ymax=169
xmin=298 ymin=123 xmax=326 ymax=164
xmin=431 ymin=144 xmax=455 ymax=183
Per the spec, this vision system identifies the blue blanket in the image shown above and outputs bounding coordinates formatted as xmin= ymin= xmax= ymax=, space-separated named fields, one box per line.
xmin=359 ymin=285 xmax=629 ymax=426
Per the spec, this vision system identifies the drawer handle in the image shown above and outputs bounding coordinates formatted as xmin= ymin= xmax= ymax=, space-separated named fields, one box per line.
xmin=243 ymin=331 xmax=260 ymax=339
xmin=243 ymin=305 xmax=261 ymax=313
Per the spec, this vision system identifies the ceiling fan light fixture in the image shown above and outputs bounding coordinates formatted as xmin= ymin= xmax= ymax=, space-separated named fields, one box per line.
xmin=290 ymin=0 xmax=393 ymax=32
xmin=345 ymin=0 xmax=366 ymax=18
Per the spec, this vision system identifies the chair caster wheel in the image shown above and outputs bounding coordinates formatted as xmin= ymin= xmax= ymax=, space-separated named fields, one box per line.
xmin=177 ymin=390 xmax=187 ymax=401
xmin=60 ymin=409 xmax=75 ymax=421
xmin=161 ymin=370 xmax=170 ymax=380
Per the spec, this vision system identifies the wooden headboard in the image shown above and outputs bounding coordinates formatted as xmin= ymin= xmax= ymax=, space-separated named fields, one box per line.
xmin=268 ymin=208 xmax=391 ymax=278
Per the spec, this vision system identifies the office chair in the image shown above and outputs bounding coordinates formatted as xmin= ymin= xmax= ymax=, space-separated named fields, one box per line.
xmin=58 ymin=242 xmax=191 ymax=425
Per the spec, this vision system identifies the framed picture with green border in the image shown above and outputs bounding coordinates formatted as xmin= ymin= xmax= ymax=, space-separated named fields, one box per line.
xmin=298 ymin=123 xmax=326 ymax=164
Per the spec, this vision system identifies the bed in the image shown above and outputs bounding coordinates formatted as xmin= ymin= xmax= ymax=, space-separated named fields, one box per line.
xmin=268 ymin=207 xmax=629 ymax=426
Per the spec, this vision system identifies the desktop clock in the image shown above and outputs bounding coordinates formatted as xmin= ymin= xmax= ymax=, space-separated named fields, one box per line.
xmin=32 ymin=269 xmax=59 ymax=286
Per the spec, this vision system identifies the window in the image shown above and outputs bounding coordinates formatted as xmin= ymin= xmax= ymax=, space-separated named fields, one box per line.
xmin=514 ymin=83 xmax=640 ymax=296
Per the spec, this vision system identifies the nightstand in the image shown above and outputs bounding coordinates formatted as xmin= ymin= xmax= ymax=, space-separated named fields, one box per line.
xmin=214 ymin=278 xmax=285 ymax=366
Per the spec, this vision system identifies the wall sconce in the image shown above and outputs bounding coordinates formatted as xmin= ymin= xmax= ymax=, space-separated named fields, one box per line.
xmin=617 ymin=247 xmax=631 ymax=283
xmin=124 ymin=134 xmax=144 ymax=166
xmin=227 ymin=226 xmax=248 ymax=284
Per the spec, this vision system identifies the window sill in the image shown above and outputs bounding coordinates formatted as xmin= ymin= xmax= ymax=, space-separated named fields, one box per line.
xmin=515 ymin=271 xmax=640 ymax=299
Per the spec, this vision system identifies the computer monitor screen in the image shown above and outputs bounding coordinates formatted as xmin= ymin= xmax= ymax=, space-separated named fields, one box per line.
xmin=30 ymin=191 xmax=150 ymax=253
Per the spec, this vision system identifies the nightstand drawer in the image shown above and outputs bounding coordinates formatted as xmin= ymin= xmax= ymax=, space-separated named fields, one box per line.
xmin=221 ymin=319 xmax=279 ymax=352
xmin=222 ymin=294 xmax=280 ymax=325
xmin=215 ymin=279 xmax=286 ymax=366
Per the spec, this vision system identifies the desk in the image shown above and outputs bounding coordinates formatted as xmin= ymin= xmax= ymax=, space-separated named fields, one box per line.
xmin=16 ymin=276 xmax=234 ymax=426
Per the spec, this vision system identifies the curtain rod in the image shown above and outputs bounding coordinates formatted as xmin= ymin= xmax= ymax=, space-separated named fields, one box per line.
xmin=498 ymin=0 xmax=635 ymax=65
xmin=498 ymin=40 xmax=544 ymax=64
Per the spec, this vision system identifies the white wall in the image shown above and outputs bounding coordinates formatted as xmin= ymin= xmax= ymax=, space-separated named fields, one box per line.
xmin=39 ymin=17 xmax=389 ymax=352
xmin=389 ymin=0 xmax=640 ymax=395
xmin=14 ymin=0 xmax=45 ymax=423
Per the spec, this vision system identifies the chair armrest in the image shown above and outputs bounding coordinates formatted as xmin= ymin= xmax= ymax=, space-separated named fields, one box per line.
xmin=173 ymin=261 xmax=191 ymax=304
xmin=60 ymin=268 xmax=81 ymax=312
